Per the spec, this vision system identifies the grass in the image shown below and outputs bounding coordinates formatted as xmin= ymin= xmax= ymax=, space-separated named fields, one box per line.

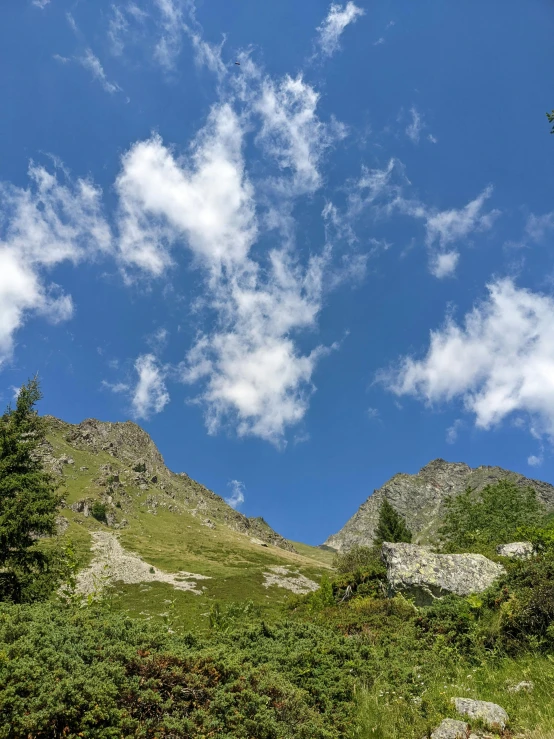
xmin=355 ymin=653 xmax=554 ymax=738
xmin=45 ymin=420 xmax=332 ymax=631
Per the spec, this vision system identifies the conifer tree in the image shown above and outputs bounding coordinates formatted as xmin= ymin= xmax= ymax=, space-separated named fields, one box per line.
xmin=374 ymin=498 xmax=412 ymax=547
xmin=0 ymin=377 xmax=61 ymax=602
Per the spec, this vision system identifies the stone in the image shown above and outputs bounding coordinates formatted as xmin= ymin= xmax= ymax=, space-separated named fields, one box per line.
xmin=79 ymin=466 xmax=88 ymax=471
xmin=496 ymin=542 xmax=534 ymax=559
xmin=507 ymin=680 xmax=534 ymax=693
xmin=382 ymin=543 xmax=505 ymax=604
xmin=452 ymin=698 xmax=509 ymax=730
xmin=59 ymin=454 xmax=75 ymax=465
xmin=56 ymin=515 xmax=69 ymax=535
xmin=429 ymin=719 xmax=470 ymax=739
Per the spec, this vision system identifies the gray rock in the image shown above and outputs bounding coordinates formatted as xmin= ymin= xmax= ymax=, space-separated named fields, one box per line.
xmin=79 ymin=466 xmax=89 ymax=471
xmin=70 ymin=499 xmax=92 ymax=517
xmin=59 ymin=454 xmax=75 ymax=465
xmin=507 ymin=680 xmax=534 ymax=693
xmin=56 ymin=515 xmax=69 ymax=535
xmin=430 ymin=719 xmax=470 ymax=739
xmin=324 ymin=458 xmax=554 ymax=551
xmin=452 ymin=698 xmax=509 ymax=730
xmin=496 ymin=542 xmax=534 ymax=559
xmin=382 ymin=543 xmax=505 ymax=604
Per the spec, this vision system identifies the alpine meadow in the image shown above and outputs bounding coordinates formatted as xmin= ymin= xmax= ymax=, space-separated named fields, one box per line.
xmin=1 ymin=1 xmax=554 ymax=737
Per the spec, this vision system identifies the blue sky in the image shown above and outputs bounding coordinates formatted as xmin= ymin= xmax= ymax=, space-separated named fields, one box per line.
xmin=1 ymin=0 xmax=554 ymax=544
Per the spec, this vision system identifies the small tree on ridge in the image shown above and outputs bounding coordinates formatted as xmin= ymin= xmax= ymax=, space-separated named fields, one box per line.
xmin=374 ymin=498 xmax=412 ymax=547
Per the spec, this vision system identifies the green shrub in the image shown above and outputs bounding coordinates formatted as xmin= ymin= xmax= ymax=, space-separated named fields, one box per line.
xmin=91 ymin=501 xmax=107 ymax=523
xmin=0 ymin=601 xmax=372 ymax=738
xmin=333 ymin=544 xmax=378 ymax=574
xmin=439 ymin=480 xmax=544 ymax=553
xmin=374 ymin=498 xmax=412 ymax=548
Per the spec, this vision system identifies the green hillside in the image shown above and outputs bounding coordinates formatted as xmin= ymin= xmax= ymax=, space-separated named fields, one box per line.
xmin=42 ymin=416 xmax=331 ymax=631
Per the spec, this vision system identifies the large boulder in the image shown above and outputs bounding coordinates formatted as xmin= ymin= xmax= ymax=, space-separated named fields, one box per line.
xmin=382 ymin=543 xmax=505 ymax=604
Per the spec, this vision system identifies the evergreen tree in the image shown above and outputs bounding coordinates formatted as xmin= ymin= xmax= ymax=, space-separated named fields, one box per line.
xmin=374 ymin=498 xmax=412 ymax=547
xmin=0 ymin=377 xmax=62 ymax=602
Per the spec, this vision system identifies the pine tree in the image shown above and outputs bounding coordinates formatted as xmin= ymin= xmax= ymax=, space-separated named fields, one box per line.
xmin=0 ymin=377 xmax=62 ymax=602
xmin=374 ymin=498 xmax=412 ymax=547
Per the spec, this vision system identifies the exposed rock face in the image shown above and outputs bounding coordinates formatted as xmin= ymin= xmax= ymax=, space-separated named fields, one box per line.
xmin=382 ymin=543 xmax=505 ymax=604
xmin=44 ymin=416 xmax=294 ymax=552
xmin=452 ymin=698 xmax=509 ymax=730
xmin=325 ymin=458 xmax=554 ymax=551
xmin=496 ymin=541 xmax=534 ymax=559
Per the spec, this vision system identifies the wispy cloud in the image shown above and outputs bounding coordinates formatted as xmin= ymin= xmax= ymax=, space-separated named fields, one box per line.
xmin=316 ymin=2 xmax=365 ymax=58
xmin=225 ymin=479 xmax=245 ymax=509
xmin=32 ymin=0 xmax=51 ymax=8
xmin=381 ymin=279 xmax=554 ymax=444
xmin=131 ymin=353 xmax=170 ymax=419
xmin=77 ymin=49 xmax=121 ymax=94
xmin=446 ymin=419 xmax=463 ymax=444
xmin=405 ymin=106 xmax=424 ymax=144
xmin=528 ymin=454 xmax=543 ymax=467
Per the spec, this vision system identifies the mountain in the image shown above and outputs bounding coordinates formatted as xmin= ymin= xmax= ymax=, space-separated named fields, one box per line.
xmin=40 ymin=416 xmax=332 ymax=629
xmin=324 ymin=458 xmax=554 ymax=551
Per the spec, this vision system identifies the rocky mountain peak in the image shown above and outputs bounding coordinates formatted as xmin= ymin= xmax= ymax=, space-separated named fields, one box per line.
xmin=324 ymin=458 xmax=554 ymax=552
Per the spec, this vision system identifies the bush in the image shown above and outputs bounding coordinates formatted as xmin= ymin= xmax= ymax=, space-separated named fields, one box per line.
xmin=333 ymin=544 xmax=378 ymax=574
xmin=439 ymin=480 xmax=544 ymax=553
xmin=0 ymin=601 xmax=374 ymax=737
xmin=91 ymin=501 xmax=107 ymax=523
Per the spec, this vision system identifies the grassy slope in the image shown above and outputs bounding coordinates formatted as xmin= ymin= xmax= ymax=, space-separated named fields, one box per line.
xmin=46 ymin=423 xmax=332 ymax=631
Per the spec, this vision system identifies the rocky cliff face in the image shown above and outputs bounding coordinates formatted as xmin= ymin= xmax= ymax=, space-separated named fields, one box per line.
xmin=42 ymin=416 xmax=295 ymax=552
xmin=324 ymin=458 xmax=554 ymax=551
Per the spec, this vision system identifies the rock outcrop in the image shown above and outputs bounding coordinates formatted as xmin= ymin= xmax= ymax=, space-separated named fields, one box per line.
xmin=325 ymin=458 xmax=554 ymax=551
xmin=382 ymin=543 xmax=505 ymax=604
xmin=452 ymin=698 xmax=509 ymax=730
xmin=496 ymin=541 xmax=534 ymax=559
xmin=429 ymin=719 xmax=469 ymax=739
xmin=44 ymin=416 xmax=295 ymax=551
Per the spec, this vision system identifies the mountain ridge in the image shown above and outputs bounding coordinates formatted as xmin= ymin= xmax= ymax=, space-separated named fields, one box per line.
xmin=325 ymin=458 xmax=554 ymax=551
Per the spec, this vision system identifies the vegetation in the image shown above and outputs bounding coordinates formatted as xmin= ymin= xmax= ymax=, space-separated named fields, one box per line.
xmin=91 ymin=501 xmax=108 ymax=523
xmin=1 ymin=381 xmax=553 ymax=737
xmin=548 ymin=109 xmax=554 ymax=133
xmin=0 ymin=378 xmax=63 ymax=603
xmin=438 ymin=479 xmax=544 ymax=554
xmin=373 ymin=498 xmax=412 ymax=548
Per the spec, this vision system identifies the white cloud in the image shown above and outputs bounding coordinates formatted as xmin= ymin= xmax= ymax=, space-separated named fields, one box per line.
xmin=153 ymin=0 xmax=184 ymax=70
xmin=430 ymin=250 xmax=459 ymax=279
xmin=373 ymin=37 xmax=385 ymax=46
xmin=405 ymin=107 xmax=423 ymax=144
xmin=115 ymin=104 xmax=257 ymax=276
xmin=255 ymin=75 xmax=345 ymax=195
xmin=225 ymin=479 xmax=245 ymax=509
xmin=115 ymin=97 xmax=333 ymax=442
xmin=78 ymin=49 xmax=121 ymax=94
xmin=382 ymin=279 xmax=554 ymax=443
xmin=422 ymin=185 xmax=499 ymax=249
xmin=131 ymin=353 xmax=170 ymax=418
xmin=428 ymin=134 xmax=438 ymax=144
xmin=102 ymin=380 xmax=130 ymax=393
xmin=32 ymin=0 xmax=51 ymax=8
xmin=367 ymin=407 xmax=380 ymax=419
xmin=528 ymin=454 xmax=543 ymax=467
xmin=525 ymin=211 xmax=554 ymax=243
xmin=316 ymin=2 xmax=365 ymax=58
xmin=446 ymin=419 xmax=463 ymax=444
xmin=0 ymin=164 xmax=111 ymax=366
